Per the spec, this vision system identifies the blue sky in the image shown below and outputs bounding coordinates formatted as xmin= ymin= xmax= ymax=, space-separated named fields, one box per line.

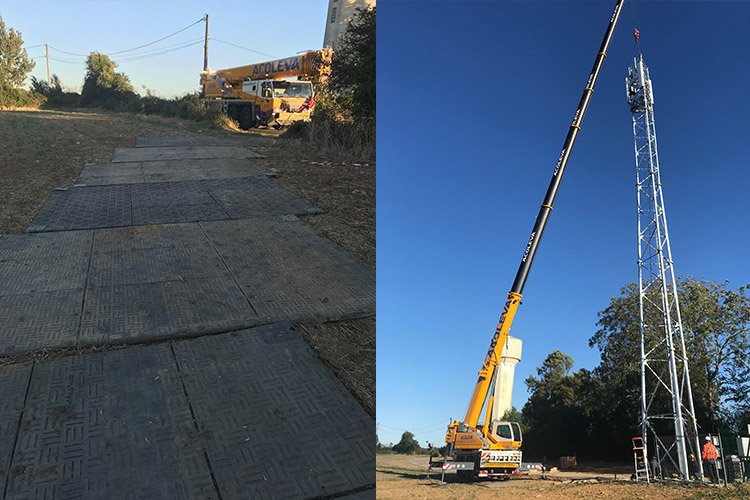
xmin=2 ymin=0 xmax=329 ymax=97
xmin=377 ymin=1 xmax=750 ymax=447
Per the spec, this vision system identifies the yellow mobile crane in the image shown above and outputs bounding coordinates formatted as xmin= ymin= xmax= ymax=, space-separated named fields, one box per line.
xmin=430 ymin=0 xmax=626 ymax=480
xmin=200 ymin=49 xmax=332 ymax=129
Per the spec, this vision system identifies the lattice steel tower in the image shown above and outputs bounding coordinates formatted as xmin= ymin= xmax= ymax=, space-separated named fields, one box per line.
xmin=626 ymin=54 xmax=702 ymax=482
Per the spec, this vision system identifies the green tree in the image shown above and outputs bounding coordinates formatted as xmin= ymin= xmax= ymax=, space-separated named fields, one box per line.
xmin=522 ymin=351 xmax=601 ymax=460
xmin=0 ymin=16 xmax=35 ymax=88
xmin=80 ymin=52 xmax=136 ymax=107
xmin=329 ymin=7 xmax=375 ymax=117
xmin=392 ymin=431 xmax=420 ymax=455
xmin=590 ymin=276 xmax=750 ymax=431
xmin=30 ymin=74 xmax=61 ymax=96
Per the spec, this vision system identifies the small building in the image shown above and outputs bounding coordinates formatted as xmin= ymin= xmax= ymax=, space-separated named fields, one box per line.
xmin=323 ymin=0 xmax=375 ymax=50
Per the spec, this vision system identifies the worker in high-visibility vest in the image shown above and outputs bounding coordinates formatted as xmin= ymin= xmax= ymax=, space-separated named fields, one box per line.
xmin=702 ymin=436 xmax=719 ymax=484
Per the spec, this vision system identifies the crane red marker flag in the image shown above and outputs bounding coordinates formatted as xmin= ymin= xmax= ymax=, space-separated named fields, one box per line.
xmin=634 ymin=28 xmax=639 ymax=41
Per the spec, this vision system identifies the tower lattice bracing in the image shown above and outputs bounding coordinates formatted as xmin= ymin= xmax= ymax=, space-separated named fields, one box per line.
xmin=626 ymin=55 xmax=702 ymax=482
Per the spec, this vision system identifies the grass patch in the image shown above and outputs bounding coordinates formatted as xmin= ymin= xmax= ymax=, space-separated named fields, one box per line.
xmin=280 ymin=115 xmax=375 ymax=164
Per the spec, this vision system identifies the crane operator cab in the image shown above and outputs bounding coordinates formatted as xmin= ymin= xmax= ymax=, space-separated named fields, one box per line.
xmin=490 ymin=420 xmax=522 ymax=447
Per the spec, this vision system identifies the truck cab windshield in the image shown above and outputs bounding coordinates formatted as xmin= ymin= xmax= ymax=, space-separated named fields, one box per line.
xmin=272 ymin=81 xmax=312 ymax=98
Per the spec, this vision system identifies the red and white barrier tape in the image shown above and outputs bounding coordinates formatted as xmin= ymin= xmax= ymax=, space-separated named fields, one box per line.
xmin=292 ymin=159 xmax=370 ymax=167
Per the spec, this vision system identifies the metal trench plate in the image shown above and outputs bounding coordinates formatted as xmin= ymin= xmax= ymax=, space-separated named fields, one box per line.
xmin=0 ymin=290 xmax=83 ymax=354
xmin=200 ymin=218 xmax=375 ymax=324
xmin=112 ymin=146 xmax=263 ymax=162
xmin=28 ymin=178 xmax=320 ymax=232
xmin=135 ymin=136 xmax=255 ymax=148
xmin=172 ymin=324 xmax=375 ymax=500
xmin=2 ymin=345 xmax=218 ymax=500
xmin=78 ymin=159 xmax=268 ymax=186
xmin=0 ymin=363 xmax=33 ymax=496
xmin=75 ymin=162 xmax=144 ymax=186
xmin=27 ymin=186 xmax=132 ymax=232
xmin=143 ymin=159 xmax=268 ymax=184
xmin=0 ymin=232 xmax=93 ymax=354
xmin=80 ymin=224 xmax=257 ymax=346
xmin=208 ymin=177 xmax=323 ymax=219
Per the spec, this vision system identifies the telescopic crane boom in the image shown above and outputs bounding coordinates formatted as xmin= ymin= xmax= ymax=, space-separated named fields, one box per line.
xmin=436 ymin=0 xmax=627 ymax=480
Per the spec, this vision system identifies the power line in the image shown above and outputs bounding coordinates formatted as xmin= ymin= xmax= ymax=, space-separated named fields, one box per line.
xmin=209 ymin=38 xmax=276 ymax=59
xmin=107 ymin=16 xmax=205 ymax=55
xmin=48 ymin=46 xmax=88 ymax=57
xmin=24 ymin=44 xmax=46 ymax=49
xmin=47 ymin=16 xmax=206 ymax=59
xmin=117 ymin=40 xmax=205 ymax=63
xmin=113 ymin=37 xmax=204 ymax=61
xmin=48 ymin=56 xmax=85 ymax=65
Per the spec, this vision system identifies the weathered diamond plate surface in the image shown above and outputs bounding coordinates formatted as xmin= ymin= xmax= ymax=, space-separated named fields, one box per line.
xmin=75 ymin=162 xmax=144 ymax=186
xmin=0 ymin=231 xmax=93 ymax=261
xmin=130 ymin=203 xmax=229 ymax=226
xmin=135 ymin=136 xmax=255 ymax=148
xmin=0 ymin=257 xmax=88 ymax=295
xmin=3 ymin=346 xmax=219 ymax=500
xmin=172 ymin=324 xmax=375 ymax=500
xmin=209 ymin=177 xmax=323 ymax=218
xmin=241 ymin=265 xmax=376 ymax=324
xmin=29 ymin=178 xmax=319 ymax=232
xmin=112 ymin=146 xmax=262 ymax=162
xmin=78 ymin=276 xmax=257 ymax=346
xmin=79 ymin=159 xmax=268 ymax=186
xmin=92 ymin=223 xmax=209 ymax=253
xmin=143 ymin=159 xmax=268 ymax=184
xmin=0 ymin=289 xmax=82 ymax=354
xmin=88 ymin=225 xmax=227 ymax=288
xmin=200 ymin=218 xmax=375 ymax=324
xmin=0 ymin=363 xmax=32 ymax=497
xmin=27 ymin=186 xmax=132 ymax=232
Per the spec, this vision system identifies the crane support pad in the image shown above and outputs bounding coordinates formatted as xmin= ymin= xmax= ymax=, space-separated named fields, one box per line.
xmin=0 ymin=218 xmax=374 ymax=354
xmin=76 ymin=159 xmax=269 ymax=186
xmin=135 ymin=136 xmax=256 ymax=148
xmin=0 ymin=324 xmax=374 ymax=499
xmin=27 ymin=177 xmax=321 ymax=232
xmin=112 ymin=146 xmax=263 ymax=162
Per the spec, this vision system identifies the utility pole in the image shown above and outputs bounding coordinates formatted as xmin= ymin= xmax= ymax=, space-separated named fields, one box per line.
xmin=45 ymin=44 xmax=50 ymax=87
xmin=627 ymin=51 xmax=702 ymax=483
xmin=203 ymin=14 xmax=209 ymax=71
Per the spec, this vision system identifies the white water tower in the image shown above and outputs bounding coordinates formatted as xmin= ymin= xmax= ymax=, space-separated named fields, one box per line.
xmin=491 ymin=335 xmax=522 ymax=420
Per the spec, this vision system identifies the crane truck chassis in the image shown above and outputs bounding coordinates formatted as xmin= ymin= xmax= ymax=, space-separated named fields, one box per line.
xmin=200 ymin=50 xmax=332 ymax=129
xmin=430 ymin=0 xmax=626 ymax=481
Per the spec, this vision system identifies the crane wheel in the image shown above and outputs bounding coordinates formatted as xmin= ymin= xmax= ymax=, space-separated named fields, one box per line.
xmin=227 ymin=106 xmax=240 ymax=123
xmin=239 ymin=107 xmax=255 ymax=130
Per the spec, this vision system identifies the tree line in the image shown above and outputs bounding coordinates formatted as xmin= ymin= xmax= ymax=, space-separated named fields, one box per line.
xmin=0 ymin=9 xmax=375 ymax=123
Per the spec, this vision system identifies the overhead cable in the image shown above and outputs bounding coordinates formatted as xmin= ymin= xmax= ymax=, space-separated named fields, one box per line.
xmin=117 ymin=40 xmax=205 ymax=62
xmin=209 ymin=38 xmax=276 ymax=59
xmin=47 ymin=16 xmax=205 ymax=59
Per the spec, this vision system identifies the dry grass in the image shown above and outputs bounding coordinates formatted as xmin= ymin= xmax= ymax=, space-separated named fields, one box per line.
xmin=0 ymin=108 xmax=236 ymax=234
xmin=255 ymin=139 xmax=376 ymax=268
xmin=376 ymin=455 xmax=746 ymax=500
xmin=0 ymin=108 xmax=375 ymax=417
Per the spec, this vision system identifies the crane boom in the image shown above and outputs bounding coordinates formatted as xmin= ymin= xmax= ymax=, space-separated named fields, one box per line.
xmin=462 ymin=0 xmax=626 ymax=430
xmin=432 ymin=0 xmax=627 ymax=480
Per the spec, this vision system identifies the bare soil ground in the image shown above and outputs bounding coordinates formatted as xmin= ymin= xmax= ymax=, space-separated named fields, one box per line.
xmin=377 ymin=454 xmax=750 ymax=500
xmin=0 ymin=108 xmax=374 ymax=417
